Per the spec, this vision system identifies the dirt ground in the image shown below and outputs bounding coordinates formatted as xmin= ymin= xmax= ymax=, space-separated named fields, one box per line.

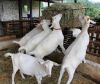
xmin=0 ymin=45 xmax=99 ymax=84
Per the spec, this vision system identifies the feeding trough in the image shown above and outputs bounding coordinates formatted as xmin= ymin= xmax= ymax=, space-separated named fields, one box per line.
xmin=42 ymin=3 xmax=86 ymax=29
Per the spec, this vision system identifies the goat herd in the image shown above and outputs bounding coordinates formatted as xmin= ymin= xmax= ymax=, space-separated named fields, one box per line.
xmin=4 ymin=14 xmax=96 ymax=84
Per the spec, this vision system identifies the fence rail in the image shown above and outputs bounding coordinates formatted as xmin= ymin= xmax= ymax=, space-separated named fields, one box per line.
xmin=87 ymin=26 xmax=100 ymax=56
xmin=1 ymin=19 xmax=40 ymax=37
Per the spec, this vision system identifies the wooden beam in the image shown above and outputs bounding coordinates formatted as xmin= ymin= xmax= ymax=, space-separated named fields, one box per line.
xmin=0 ymin=38 xmax=18 ymax=50
xmin=77 ymin=62 xmax=100 ymax=83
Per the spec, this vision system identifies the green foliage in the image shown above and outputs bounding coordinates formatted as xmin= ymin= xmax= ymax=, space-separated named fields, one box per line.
xmin=62 ymin=0 xmax=100 ymax=18
xmin=81 ymin=1 xmax=100 ymax=19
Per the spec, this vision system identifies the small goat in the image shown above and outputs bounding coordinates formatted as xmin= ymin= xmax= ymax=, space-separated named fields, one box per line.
xmin=28 ymin=14 xmax=65 ymax=58
xmin=18 ymin=20 xmax=51 ymax=53
xmin=13 ymin=22 xmax=42 ymax=46
xmin=5 ymin=52 xmax=59 ymax=84
xmin=57 ymin=16 xmax=96 ymax=84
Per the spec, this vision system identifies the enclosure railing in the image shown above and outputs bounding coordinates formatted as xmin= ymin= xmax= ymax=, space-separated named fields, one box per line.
xmin=1 ymin=18 xmax=40 ymax=38
xmin=87 ymin=26 xmax=100 ymax=56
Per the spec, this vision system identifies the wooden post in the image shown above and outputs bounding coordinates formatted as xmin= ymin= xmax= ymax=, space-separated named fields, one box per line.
xmin=29 ymin=0 xmax=32 ymax=19
xmin=39 ymin=0 xmax=41 ymax=17
xmin=48 ymin=0 xmax=50 ymax=7
xmin=74 ymin=0 xmax=77 ymax=3
xmin=18 ymin=0 xmax=22 ymax=20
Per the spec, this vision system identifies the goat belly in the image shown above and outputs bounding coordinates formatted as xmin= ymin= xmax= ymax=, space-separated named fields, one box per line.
xmin=19 ymin=55 xmax=37 ymax=75
xmin=34 ymin=42 xmax=58 ymax=58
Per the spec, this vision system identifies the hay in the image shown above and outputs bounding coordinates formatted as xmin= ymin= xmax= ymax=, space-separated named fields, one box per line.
xmin=0 ymin=46 xmax=97 ymax=84
xmin=42 ymin=3 xmax=86 ymax=29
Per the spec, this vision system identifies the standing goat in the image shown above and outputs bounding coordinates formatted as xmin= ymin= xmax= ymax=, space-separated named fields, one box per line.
xmin=13 ymin=22 xmax=42 ymax=46
xmin=57 ymin=16 xmax=96 ymax=84
xmin=18 ymin=20 xmax=51 ymax=53
xmin=28 ymin=14 xmax=65 ymax=58
xmin=5 ymin=52 xmax=59 ymax=84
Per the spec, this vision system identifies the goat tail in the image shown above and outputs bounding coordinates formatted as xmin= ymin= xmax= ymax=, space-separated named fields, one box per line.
xmin=4 ymin=53 xmax=14 ymax=57
xmin=13 ymin=40 xmax=20 ymax=45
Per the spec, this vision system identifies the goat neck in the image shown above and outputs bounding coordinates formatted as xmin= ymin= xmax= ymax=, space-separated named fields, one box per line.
xmin=42 ymin=24 xmax=50 ymax=32
xmin=81 ymin=23 xmax=89 ymax=32
xmin=53 ymin=22 xmax=61 ymax=30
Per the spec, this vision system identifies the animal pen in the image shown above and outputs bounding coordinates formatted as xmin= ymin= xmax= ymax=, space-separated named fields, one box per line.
xmin=42 ymin=3 xmax=100 ymax=56
xmin=87 ymin=25 xmax=100 ymax=56
xmin=0 ymin=1 xmax=100 ymax=84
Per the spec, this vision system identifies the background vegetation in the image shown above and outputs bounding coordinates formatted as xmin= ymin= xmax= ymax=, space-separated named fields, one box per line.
xmin=64 ymin=0 xmax=100 ymax=18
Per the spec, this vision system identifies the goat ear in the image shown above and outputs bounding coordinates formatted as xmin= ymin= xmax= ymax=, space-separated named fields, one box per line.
xmin=53 ymin=62 xmax=60 ymax=66
xmin=87 ymin=17 xmax=90 ymax=21
xmin=38 ymin=61 xmax=44 ymax=65
xmin=20 ymin=49 xmax=26 ymax=54
xmin=49 ymin=24 xmax=54 ymax=28
xmin=79 ymin=15 xmax=84 ymax=20
xmin=39 ymin=62 xmax=47 ymax=70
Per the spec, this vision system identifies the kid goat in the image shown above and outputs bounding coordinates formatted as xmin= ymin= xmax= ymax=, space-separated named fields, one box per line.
xmin=57 ymin=15 xmax=96 ymax=84
xmin=13 ymin=22 xmax=43 ymax=46
xmin=28 ymin=14 xmax=65 ymax=58
xmin=5 ymin=52 xmax=59 ymax=84
xmin=18 ymin=19 xmax=51 ymax=53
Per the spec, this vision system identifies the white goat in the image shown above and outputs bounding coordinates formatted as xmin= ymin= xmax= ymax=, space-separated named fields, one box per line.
xmin=28 ymin=14 xmax=65 ymax=58
xmin=13 ymin=22 xmax=43 ymax=46
xmin=57 ymin=16 xmax=96 ymax=84
xmin=18 ymin=20 xmax=51 ymax=53
xmin=5 ymin=52 xmax=59 ymax=84
xmin=70 ymin=28 xmax=81 ymax=37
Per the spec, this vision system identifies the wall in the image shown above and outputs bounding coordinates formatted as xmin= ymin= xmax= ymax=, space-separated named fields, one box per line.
xmin=0 ymin=0 xmax=19 ymax=21
xmin=0 ymin=0 xmax=45 ymax=20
